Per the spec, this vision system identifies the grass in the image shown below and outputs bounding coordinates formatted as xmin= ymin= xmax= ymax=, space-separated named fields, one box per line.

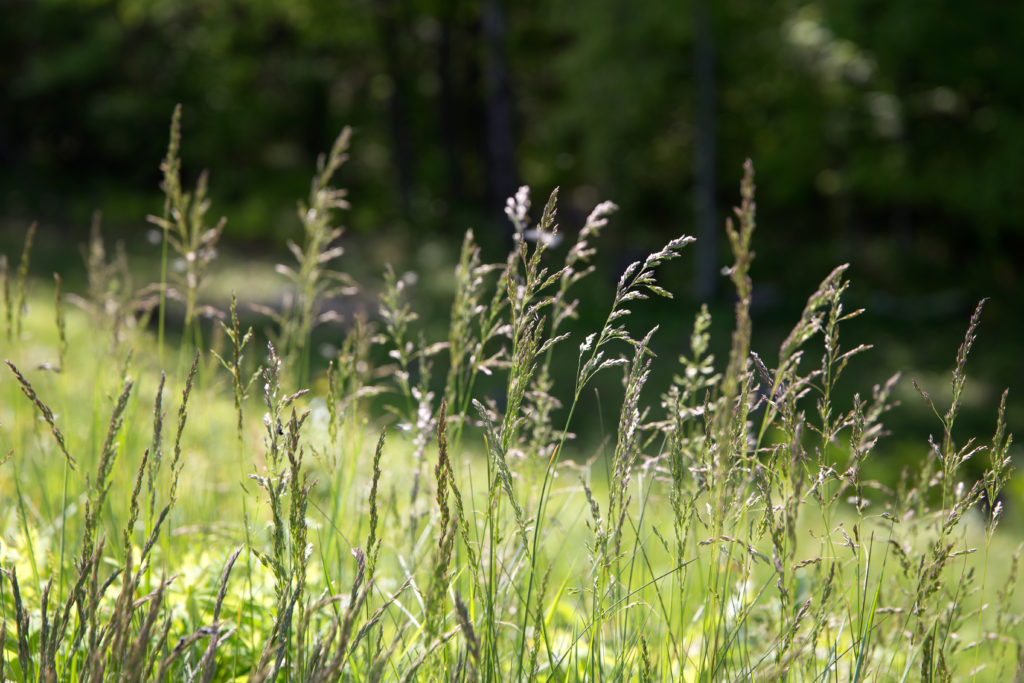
xmin=0 ymin=110 xmax=1021 ymax=681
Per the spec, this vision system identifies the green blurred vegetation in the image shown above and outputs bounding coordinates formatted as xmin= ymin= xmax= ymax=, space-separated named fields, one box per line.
xmin=4 ymin=0 xmax=1024 ymax=260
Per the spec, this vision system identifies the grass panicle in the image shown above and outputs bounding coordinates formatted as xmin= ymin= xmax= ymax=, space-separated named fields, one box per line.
xmin=1 ymin=253 xmax=9 ymax=341
xmin=14 ymin=222 xmax=36 ymax=339
xmin=68 ymin=212 xmax=159 ymax=349
xmin=5 ymin=360 xmax=75 ymax=469
xmin=212 ymin=292 xmax=260 ymax=450
xmin=1 ymin=222 xmax=37 ymax=341
xmin=265 ymin=126 xmax=355 ymax=386
xmin=168 ymin=350 xmax=200 ymax=505
xmin=52 ymin=272 xmax=67 ymax=371
xmin=147 ymin=105 xmax=227 ymax=343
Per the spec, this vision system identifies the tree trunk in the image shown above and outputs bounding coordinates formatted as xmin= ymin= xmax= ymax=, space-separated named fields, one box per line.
xmin=438 ymin=4 xmax=464 ymax=205
xmin=481 ymin=0 xmax=518 ymax=233
xmin=693 ymin=0 xmax=718 ymax=301
xmin=375 ymin=0 xmax=415 ymax=217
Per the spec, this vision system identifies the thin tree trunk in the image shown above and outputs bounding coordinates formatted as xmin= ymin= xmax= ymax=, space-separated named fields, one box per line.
xmin=438 ymin=4 xmax=463 ymax=205
xmin=481 ymin=0 xmax=518 ymax=232
xmin=376 ymin=0 xmax=415 ymax=217
xmin=693 ymin=0 xmax=718 ymax=301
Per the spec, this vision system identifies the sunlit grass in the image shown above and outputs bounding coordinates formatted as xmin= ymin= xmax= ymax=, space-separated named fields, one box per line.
xmin=0 ymin=114 xmax=1021 ymax=681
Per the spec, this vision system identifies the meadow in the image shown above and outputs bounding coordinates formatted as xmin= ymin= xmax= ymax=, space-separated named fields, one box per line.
xmin=0 ymin=111 xmax=1020 ymax=681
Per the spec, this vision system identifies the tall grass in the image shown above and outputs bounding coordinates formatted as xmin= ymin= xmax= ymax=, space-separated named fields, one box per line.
xmin=0 ymin=112 xmax=1019 ymax=681
xmin=147 ymin=105 xmax=226 ymax=358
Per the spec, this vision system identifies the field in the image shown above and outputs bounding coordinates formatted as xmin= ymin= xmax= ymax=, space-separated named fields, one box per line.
xmin=1 ymin=121 xmax=1021 ymax=681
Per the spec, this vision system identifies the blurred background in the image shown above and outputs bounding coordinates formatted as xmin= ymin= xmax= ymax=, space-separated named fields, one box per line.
xmin=1 ymin=0 xmax=1021 ymax=485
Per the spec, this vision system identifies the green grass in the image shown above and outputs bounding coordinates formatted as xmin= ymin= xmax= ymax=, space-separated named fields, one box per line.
xmin=0 ymin=114 xmax=1021 ymax=681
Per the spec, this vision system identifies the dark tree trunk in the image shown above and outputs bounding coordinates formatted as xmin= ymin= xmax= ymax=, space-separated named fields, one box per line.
xmin=438 ymin=4 xmax=464 ymax=205
xmin=693 ymin=0 xmax=718 ymax=301
xmin=376 ymin=0 xmax=415 ymax=217
xmin=481 ymin=0 xmax=518 ymax=232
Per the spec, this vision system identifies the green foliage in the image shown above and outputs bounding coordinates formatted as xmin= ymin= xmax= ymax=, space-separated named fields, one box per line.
xmin=5 ymin=0 xmax=1022 ymax=302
